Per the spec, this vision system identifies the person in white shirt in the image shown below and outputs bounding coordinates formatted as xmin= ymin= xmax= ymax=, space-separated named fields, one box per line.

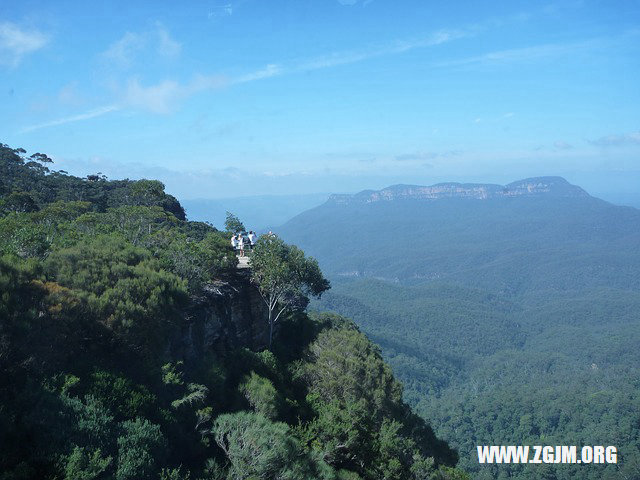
xmin=231 ymin=234 xmax=238 ymax=251
xmin=248 ymin=231 xmax=257 ymax=248
xmin=237 ymin=234 xmax=244 ymax=257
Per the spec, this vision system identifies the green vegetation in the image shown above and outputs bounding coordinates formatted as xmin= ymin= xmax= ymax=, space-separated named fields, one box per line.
xmin=251 ymin=234 xmax=330 ymax=348
xmin=224 ymin=211 xmax=245 ymax=234
xmin=313 ymin=280 xmax=640 ymax=479
xmin=280 ymin=186 xmax=640 ymax=478
xmin=0 ymin=143 xmax=464 ymax=479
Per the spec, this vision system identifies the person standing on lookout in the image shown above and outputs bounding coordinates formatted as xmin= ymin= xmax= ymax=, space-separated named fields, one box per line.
xmin=237 ymin=234 xmax=245 ymax=257
xmin=248 ymin=231 xmax=257 ymax=249
xmin=230 ymin=234 xmax=238 ymax=252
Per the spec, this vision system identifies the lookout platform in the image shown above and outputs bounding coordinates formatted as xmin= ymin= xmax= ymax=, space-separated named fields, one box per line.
xmin=237 ymin=255 xmax=251 ymax=269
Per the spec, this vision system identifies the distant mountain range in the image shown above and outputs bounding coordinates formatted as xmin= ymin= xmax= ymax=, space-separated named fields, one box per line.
xmin=279 ymin=176 xmax=640 ymax=288
xmin=328 ymin=176 xmax=588 ymax=204
xmin=278 ymin=176 xmax=640 ymax=478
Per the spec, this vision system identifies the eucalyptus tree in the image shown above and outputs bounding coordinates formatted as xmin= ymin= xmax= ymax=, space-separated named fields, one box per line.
xmin=250 ymin=234 xmax=329 ymax=349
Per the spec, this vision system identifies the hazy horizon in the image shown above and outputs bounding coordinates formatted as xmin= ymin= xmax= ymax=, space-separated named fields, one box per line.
xmin=181 ymin=174 xmax=640 ymax=231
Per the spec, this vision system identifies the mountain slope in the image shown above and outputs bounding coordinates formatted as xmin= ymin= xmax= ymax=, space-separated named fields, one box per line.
xmin=280 ymin=177 xmax=640 ymax=291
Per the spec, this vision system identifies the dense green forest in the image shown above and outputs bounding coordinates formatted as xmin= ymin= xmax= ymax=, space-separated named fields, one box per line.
xmin=0 ymin=143 xmax=466 ymax=479
xmin=313 ymin=280 xmax=640 ymax=479
xmin=280 ymin=183 xmax=640 ymax=479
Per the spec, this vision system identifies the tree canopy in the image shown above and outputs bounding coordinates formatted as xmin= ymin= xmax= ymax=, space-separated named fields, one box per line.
xmin=224 ymin=211 xmax=245 ymax=234
xmin=250 ymin=234 xmax=330 ymax=348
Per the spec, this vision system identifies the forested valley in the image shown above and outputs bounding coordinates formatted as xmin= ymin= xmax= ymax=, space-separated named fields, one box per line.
xmin=279 ymin=182 xmax=640 ymax=479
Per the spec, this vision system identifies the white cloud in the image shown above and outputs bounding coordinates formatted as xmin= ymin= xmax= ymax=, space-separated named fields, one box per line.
xmin=235 ymin=64 xmax=282 ymax=83
xmin=124 ymin=78 xmax=180 ymax=113
xmin=435 ymin=40 xmax=597 ymax=68
xmin=102 ymin=31 xmax=145 ymax=67
xmin=296 ymin=29 xmax=468 ymax=72
xmin=17 ymin=24 xmax=468 ymax=133
xmin=20 ymin=105 xmax=120 ymax=133
xmin=123 ymin=74 xmax=227 ymax=113
xmin=156 ymin=23 xmax=181 ymax=57
xmin=107 ymin=25 xmax=468 ymax=110
xmin=208 ymin=4 xmax=233 ymax=19
xmin=17 ymin=24 xmax=472 ymax=131
xmin=191 ymin=27 xmax=466 ymax=83
xmin=18 ymin=73 xmax=228 ymax=132
xmin=0 ymin=21 xmax=48 ymax=66
xmin=102 ymin=24 xmax=182 ymax=67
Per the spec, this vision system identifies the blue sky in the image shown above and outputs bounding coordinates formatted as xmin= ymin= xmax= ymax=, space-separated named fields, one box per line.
xmin=2 ymin=0 xmax=640 ymax=202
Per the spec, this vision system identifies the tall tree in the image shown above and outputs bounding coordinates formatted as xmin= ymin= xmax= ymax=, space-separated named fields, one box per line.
xmin=250 ymin=234 xmax=329 ymax=349
xmin=224 ymin=212 xmax=245 ymax=234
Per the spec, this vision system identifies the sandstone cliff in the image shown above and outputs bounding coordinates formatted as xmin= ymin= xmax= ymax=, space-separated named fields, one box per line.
xmin=175 ymin=270 xmax=269 ymax=360
xmin=328 ymin=176 xmax=589 ymax=204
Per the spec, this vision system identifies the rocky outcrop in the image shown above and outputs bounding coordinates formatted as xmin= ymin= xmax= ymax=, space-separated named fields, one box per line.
xmin=328 ymin=176 xmax=589 ymax=205
xmin=176 ymin=270 xmax=269 ymax=361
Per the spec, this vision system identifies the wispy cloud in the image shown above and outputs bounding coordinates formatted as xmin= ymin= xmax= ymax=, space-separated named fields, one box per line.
xmin=19 ymin=73 xmax=228 ymax=131
xmin=123 ymin=74 xmax=227 ymax=113
xmin=217 ymin=28 xmax=469 ymax=87
xmin=208 ymin=4 xmax=234 ymax=19
xmin=590 ymin=130 xmax=640 ymax=147
xmin=129 ymin=26 xmax=470 ymax=109
xmin=234 ymin=64 xmax=281 ymax=83
xmin=156 ymin=23 xmax=181 ymax=57
xmin=296 ymin=29 xmax=468 ymax=72
xmin=0 ymin=21 xmax=48 ymax=66
xmin=124 ymin=79 xmax=181 ymax=114
xmin=20 ymin=26 xmax=469 ymax=131
xmin=102 ymin=32 xmax=145 ymax=67
xmin=435 ymin=40 xmax=598 ymax=68
xmin=102 ymin=24 xmax=181 ymax=67
xmin=20 ymin=105 xmax=120 ymax=133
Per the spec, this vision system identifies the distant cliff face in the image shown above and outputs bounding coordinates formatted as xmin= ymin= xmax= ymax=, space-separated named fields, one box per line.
xmin=175 ymin=271 xmax=269 ymax=360
xmin=329 ymin=177 xmax=589 ymax=204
